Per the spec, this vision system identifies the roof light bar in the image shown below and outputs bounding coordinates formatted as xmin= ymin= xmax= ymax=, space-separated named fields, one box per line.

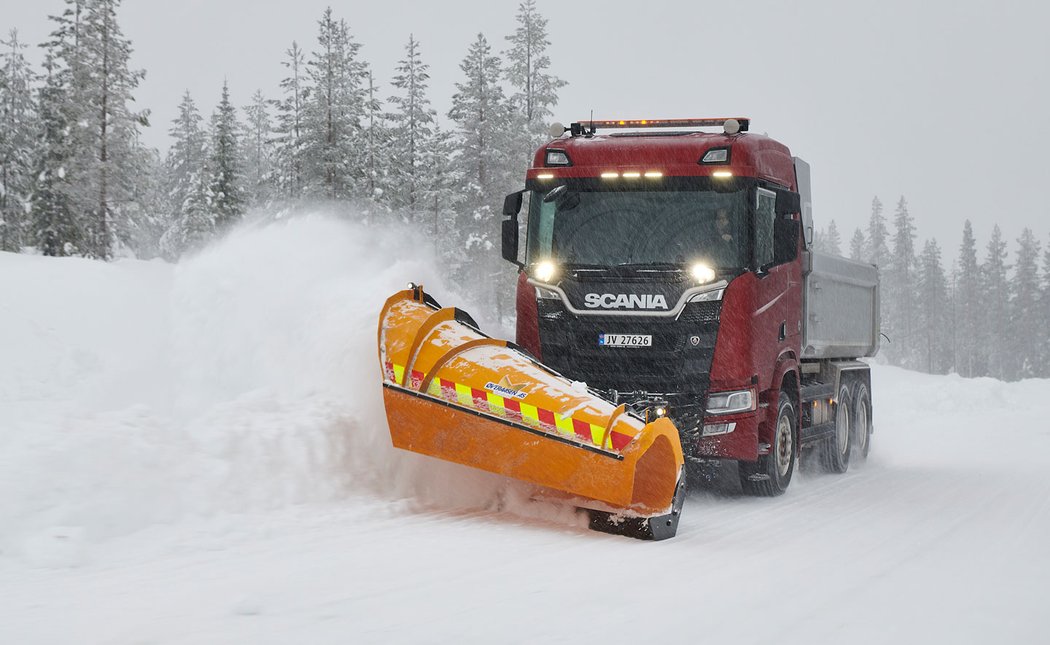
xmin=573 ymin=117 xmax=750 ymax=132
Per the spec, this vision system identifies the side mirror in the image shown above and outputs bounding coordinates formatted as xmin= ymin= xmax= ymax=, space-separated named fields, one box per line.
xmin=502 ymin=218 xmax=523 ymax=268
xmin=775 ymin=190 xmax=801 ymax=216
xmin=773 ymin=218 xmax=800 ymax=265
xmin=503 ymin=191 xmax=524 ymax=216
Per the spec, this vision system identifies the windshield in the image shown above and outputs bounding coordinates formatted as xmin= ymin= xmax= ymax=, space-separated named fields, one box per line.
xmin=526 ymin=187 xmax=748 ymax=269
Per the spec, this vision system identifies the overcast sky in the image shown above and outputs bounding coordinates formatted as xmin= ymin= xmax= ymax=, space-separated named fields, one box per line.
xmin=5 ymin=0 xmax=1048 ymax=261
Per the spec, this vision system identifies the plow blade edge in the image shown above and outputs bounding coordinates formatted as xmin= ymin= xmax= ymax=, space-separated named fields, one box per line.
xmin=378 ymin=286 xmax=686 ymax=540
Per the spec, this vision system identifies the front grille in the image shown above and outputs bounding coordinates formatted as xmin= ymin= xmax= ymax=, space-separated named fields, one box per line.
xmin=678 ymin=301 xmax=721 ymax=323
xmin=537 ymin=299 xmax=721 ymax=398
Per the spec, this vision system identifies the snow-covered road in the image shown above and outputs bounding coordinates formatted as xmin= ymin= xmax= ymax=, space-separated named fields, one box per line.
xmin=2 ymin=218 xmax=1047 ymax=644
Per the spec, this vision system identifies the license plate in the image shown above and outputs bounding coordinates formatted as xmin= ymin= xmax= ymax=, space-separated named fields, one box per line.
xmin=599 ymin=333 xmax=652 ymax=348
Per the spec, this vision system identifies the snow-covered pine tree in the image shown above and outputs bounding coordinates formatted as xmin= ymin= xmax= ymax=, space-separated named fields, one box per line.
xmin=301 ymin=9 xmax=368 ymax=201
xmin=423 ymin=125 xmax=463 ymax=273
xmin=954 ymin=220 xmax=984 ymax=377
xmin=0 ymin=30 xmax=38 ymax=252
xmin=503 ymin=0 xmax=566 ymax=143
xmin=1040 ymin=234 xmax=1050 ymax=377
xmin=824 ymin=220 xmax=842 ymax=256
xmin=126 ymin=146 xmax=167 ymax=258
xmin=981 ymin=225 xmax=1010 ymax=380
xmin=159 ymin=91 xmax=208 ymax=258
xmin=811 ymin=226 xmax=827 ymax=253
xmin=885 ymin=197 xmax=917 ymax=368
xmin=30 ymin=47 xmax=81 ymax=256
xmin=272 ymin=41 xmax=307 ymax=201
xmin=867 ymin=196 xmax=890 ymax=268
xmin=448 ymin=33 xmax=517 ymax=312
xmin=241 ymin=90 xmax=275 ymax=208
xmin=58 ymin=0 xmax=150 ymax=258
xmin=360 ymin=70 xmax=389 ymax=208
xmin=386 ymin=35 xmax=437 ymax=221
xmin=849 ymin=228 xmax=866 ymax=262
xmin=916 ymin=238 xmax=951 ymax=374
xmin=1007 ymin=228 xmax=1041 ymax=380
xmin=207 ymin=81 xmax=246 ymax=230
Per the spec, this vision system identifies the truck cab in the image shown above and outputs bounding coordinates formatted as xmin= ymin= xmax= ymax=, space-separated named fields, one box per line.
xmin=502 ymin=118 xmax=877 ymax=494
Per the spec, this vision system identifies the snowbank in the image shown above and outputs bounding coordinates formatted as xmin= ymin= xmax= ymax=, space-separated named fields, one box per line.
xmin=0 ymin=215 xmax=545 ymax=562
xmin=4 ymin=220 xmax=1050 ymax=643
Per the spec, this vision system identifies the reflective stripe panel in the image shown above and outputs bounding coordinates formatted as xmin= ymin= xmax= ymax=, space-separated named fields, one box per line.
xmin=486 ymin=392 xmax=506 ymax=415
xmin=383 ymin=361 xmax=626 ymax=452
xmin=454 ymin=383 xmax=473 ymax=406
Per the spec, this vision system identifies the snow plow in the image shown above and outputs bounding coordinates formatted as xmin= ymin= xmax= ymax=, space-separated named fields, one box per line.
xmin=378 ymin=284 xmax=686 ymax=540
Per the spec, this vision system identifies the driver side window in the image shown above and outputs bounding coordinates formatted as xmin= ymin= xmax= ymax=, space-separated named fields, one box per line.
xmin=754 ymin=189 xmax=776 ymax=268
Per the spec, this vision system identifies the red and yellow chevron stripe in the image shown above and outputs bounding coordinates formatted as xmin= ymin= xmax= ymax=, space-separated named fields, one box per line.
xmin=383 ymin=361 xmax=633 ymax=452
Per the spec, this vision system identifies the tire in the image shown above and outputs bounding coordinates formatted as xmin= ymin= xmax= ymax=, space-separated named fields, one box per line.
xmin=851 ymin=381 xmax=872 ymax=461
xmin=820 ymin=383 xmax=852 ymax=473
xmin=740 ymin=391 xmax=796 ymax=496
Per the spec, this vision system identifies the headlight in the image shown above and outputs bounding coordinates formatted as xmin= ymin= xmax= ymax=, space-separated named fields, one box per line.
xmin=706 ymin=389 xmax=755 ymax=415
xmin=690 ymin=263 xmax=716 ymax=284
xmin=534 ymin=260 xmax=557 ymax=283
xmin=688 ymin=289 xmax=724 ymax=303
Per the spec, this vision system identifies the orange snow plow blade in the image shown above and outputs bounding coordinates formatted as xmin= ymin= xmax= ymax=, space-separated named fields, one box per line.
xmin=378 ymin=285 xmax=686 ymax=540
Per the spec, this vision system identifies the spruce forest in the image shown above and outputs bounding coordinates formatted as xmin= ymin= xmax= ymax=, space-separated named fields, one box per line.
xmin=2 ymin=0 xmax=1048 ymax=381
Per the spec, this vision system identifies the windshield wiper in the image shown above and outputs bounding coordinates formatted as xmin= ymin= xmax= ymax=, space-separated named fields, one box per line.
xmin=614 ymin=262 xmax=683 ymax=270
xmin=563 ymin=262 xmax=610 ymax=270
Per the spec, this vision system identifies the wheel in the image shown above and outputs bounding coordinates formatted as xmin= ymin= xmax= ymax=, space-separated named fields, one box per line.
xmin=740 ymin=391 xmax=796 ymax=496
xmin=820 ymin=383 xmax=852 ymax=473
xmin=851 ymin=381 xmax=872 ymax=460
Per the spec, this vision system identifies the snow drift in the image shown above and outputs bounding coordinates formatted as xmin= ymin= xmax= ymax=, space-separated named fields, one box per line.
xmin=0 ymin=215 xmax=566 ymax=561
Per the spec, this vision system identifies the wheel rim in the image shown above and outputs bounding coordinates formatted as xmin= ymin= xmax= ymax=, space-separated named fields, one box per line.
xmin=856 ymin=397 xmax=870 ymax=452
xmin=776 ymin=413 xmax=793 ymax=477
xmin=836 ymin=398 xmax=850 ymax=456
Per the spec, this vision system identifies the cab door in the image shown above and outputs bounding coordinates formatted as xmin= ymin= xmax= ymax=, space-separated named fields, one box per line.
xmin=751 ymin=188 xmax=801 ymax=392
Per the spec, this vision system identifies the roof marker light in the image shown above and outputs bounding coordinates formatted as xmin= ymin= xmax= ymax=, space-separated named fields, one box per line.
xmin=622 ymin=171 xmax=641 ymax=179
xmin=601 ymin=172 xmax=619 ymax=179
xmin=545 ymin=150 xmax=571 ymax=166
xmin=712 ymin=170 xmax=734 ymax=178
xmin=644 ymin=171 xmax=664 ymax=178
xmin=701 ymin=148 xmax=729 ymax=164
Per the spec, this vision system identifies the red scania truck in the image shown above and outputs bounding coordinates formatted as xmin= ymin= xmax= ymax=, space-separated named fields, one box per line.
xmin=500 ymin=118 xmax=879 ymax=495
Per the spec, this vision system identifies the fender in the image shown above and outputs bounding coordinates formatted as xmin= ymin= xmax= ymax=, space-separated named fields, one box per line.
xmin=757 ymin=349 xmax=800 ymax=447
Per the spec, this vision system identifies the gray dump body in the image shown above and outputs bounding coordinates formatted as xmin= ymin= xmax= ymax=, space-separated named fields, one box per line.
xmin=802 ymin=251 xmax=880 ymax=359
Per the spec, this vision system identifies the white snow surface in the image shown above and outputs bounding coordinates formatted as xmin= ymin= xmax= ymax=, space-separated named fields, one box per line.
xmin=2 ymin=215 xmax=1048 ymax=644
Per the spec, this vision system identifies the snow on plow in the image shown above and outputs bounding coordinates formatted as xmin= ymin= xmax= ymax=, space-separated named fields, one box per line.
xmin=378 ymin=285 xmax=686 ymax=540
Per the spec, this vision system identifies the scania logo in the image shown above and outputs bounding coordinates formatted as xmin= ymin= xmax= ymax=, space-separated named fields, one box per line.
xmin=584 ymin=293 xmax=669 ymax=310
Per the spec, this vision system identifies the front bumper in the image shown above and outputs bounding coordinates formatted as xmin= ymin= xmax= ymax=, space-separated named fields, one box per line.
xmin=683 ymin=410 xmax=761 ymax=462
